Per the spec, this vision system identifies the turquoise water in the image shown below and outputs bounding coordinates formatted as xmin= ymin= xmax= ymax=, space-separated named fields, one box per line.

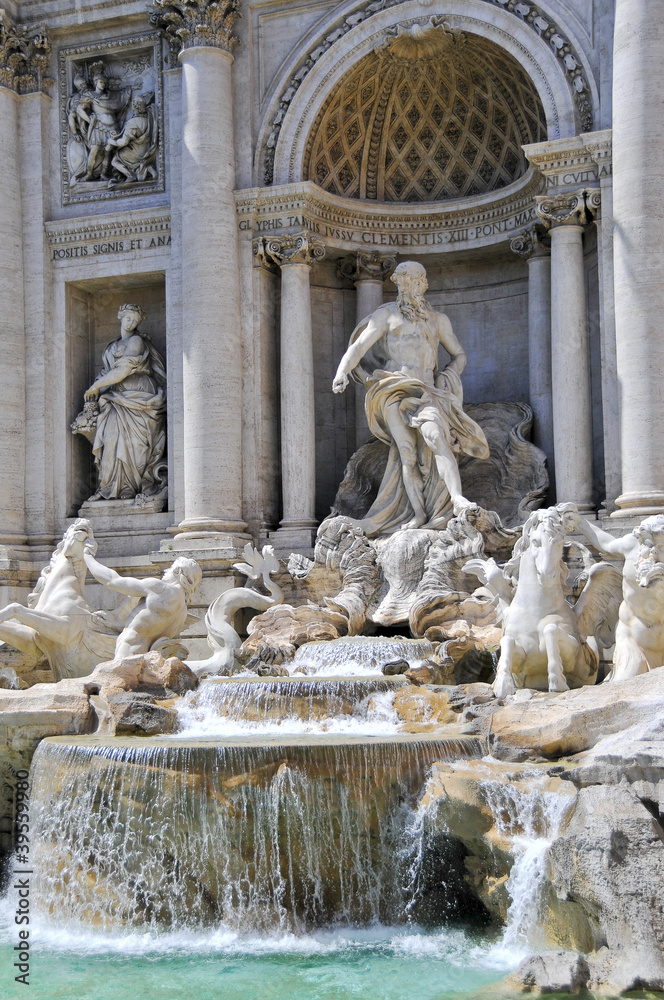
xmin=0 ymin=920 xmax=523 ymax=1000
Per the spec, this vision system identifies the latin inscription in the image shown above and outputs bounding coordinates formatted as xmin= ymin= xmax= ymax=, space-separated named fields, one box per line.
xmin=240 ymin=208 xmax=538 ymax=246
xmin=51 ymin=234 xmax=171 ymax=260
xmin=546 ymin=164 xmax=611 ymax=188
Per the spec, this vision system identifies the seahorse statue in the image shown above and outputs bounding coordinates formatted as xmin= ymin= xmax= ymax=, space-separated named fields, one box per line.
xmin=186 ymin=544 xmax=283 ymax=677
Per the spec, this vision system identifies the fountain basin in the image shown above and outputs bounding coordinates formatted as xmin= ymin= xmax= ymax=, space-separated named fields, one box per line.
xmin=30 ymin=733 xmax=485 ymax=933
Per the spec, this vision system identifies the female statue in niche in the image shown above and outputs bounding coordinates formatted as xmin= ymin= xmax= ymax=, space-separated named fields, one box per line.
xmin=72 ymin=303 xmax=167 ymax=503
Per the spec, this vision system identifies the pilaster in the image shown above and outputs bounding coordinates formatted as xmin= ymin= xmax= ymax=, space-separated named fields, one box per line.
xmin=0 ymin=14 xmax=51 ymax=562
xmin=612 ymin=0 xmax=664 ymax=516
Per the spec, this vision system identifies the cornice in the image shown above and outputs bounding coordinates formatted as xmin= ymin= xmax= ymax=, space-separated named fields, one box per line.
xmin=235 ymin=171 xmax=545 ymax=254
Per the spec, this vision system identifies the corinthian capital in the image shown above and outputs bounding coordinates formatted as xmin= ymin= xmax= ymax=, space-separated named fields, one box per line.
xmin=337 ymin=251 xmax=396 ymax=283
xmin=0 ymin=11 xmax=50 ymax=94
xmin=509 ymin=225 xmax=550 ymax=261
xmin=263 ymin=232 xmax=326 ymax=267
xmin=535 ymin=189 xmax=598 ymax=229
xmin=149 ymin=0 xmax=241 ymax=55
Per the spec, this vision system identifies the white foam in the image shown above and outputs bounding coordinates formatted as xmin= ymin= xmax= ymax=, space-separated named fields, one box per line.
xmin=0 ymin=905 xmax=506 ymax=968
xmin=175 ymin=685 xmax=401 ymax=737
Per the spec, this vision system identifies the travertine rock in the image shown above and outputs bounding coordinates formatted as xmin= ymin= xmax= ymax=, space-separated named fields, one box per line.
xmin=392 ymin=685 xmax=456 ymax=732
xmin=104 ymin=691 xmax=178 ymax=736
xmin=507 ymin=952 xmax=590 ymax=995
xmin=87 ymin=651 xmax=198 ymax=698
xmin=548 ymin=783 xmax=664 ymax=993
xmin=240 ymin=604 xmax=349 ymax=663
xmin=488 ymin=668 xmax=664 ymax=761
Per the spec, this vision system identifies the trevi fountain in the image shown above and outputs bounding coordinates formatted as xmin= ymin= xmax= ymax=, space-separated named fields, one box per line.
xmin=0 ymin=0 xmax=662 ymax=998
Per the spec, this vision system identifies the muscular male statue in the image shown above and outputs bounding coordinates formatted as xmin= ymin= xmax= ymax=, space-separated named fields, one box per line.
xmin=83 ymin=546 xmax=202 ymax=659
xmin=333 ymin=260 xmax=489 ymax=536
xmin=561 ymin=504 xmax=664 ymax=681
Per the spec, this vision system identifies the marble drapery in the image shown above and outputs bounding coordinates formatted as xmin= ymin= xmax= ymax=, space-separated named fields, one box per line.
xmin=91 ymin=335 xmax=167 ymax=500
xmin=360 ymin=367 xmax=488 ymax=536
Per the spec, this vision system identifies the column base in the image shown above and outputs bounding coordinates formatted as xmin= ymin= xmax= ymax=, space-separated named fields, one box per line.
xmin=0 ymin=531 xmax=28 ymax=548
xmin=167 ymin=516 xmax=251 ymax=553
xmin=269 ymin=521 xmax=318 ymax=553
xmin=612 ymin=492 xmax=664 ymax=518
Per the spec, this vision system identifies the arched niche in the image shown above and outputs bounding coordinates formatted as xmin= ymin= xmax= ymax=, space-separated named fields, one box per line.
xmin=260 ymin=0 xmax=596 ymax=190
xmin=303 ymin=29 xmax=546 ymax=203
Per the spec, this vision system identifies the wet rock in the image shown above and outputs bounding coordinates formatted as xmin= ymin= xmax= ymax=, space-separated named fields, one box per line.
xmin=420 ymin=759 xmax=576 ymax=925
xmin=0 ymin=667 xmax=19 ymax=690
xmin=546 ymin=782 xmax=664 ymax=993
xmin=430 ymin=622 xmax=501 ymax=687
xmin=243 ymin=654 xmax=289 ymax=677
xmin=105 ymin=692 xmax=178 ymax=737
xmin=507 ymin=951 xmax=590 ymax=994
xmin=392 ymin=686 xmax=456 ymax=732
xmin=404 ymin=661 xmax=450 ymax=685
xmin=382 ymin=658 xmax=409 ymax=676
xmin=404 ymin=664 xmax=434 ymax=685
xmin=452 ymin=648 xmax=496 ymax=685
xmin=0 ymin=680 xmax=96 ymax=863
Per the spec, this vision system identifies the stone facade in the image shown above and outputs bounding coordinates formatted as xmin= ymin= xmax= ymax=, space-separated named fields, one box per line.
xmin=0 ymin=0 xmax=646 ymax=631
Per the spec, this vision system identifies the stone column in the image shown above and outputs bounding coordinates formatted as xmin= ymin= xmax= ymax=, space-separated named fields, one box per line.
xmin=0 ymin=16 xmax=50 ymax=554
xmin=536 ymin=191 xmax=596 ymax=513
xmin=338 ymin=251 xmax=395 ymax=450
xmin=612 ymin=0 xmax=664 ymax=515
xmin=264 ymin=233 xmax=325 ymax=549
xmin=251 ymin=238 xmax=280 ymax=536
xmin=151 ymin=0 xmax=248 ymax=548
xmin=510 ymin=226 xmax=554 ymax=493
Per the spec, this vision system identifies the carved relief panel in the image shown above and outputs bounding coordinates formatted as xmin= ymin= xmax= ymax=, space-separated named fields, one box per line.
xmin=60 ymin=34 xmax=165 ymax=205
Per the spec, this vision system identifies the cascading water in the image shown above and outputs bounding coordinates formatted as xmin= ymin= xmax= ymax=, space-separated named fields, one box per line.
xmin=29 ymin=734 xmax=485 ymax=935
xmin=290 ymin=636 xmax=434 ymax=676
xmin=5 ymin=635 xmax=575 ymax=998
xmin=176 ymin=676 xmax=407 ymax=737
xmin=481 ymin=771 xmax=575 ymax=954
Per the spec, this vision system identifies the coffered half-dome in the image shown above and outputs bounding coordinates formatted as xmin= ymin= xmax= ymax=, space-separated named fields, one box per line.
xmin=303 ymin=21 xmax=547 ymax=203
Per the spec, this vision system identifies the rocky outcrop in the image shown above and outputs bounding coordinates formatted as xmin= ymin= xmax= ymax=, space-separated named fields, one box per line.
xmin=419 ymin=670 xmax=664 ymax=996
xmin=104 ymin=692 xmax=178 ymax=736
xmin=86 ymin=651 xmax=198 ymax=699
xmin=507 ymin=952 xmax=591 ymax=995
xmin=485 ymin=668 xmax=664 ymax=761
xmin=392 ymin=685 xmax=456 ymax=732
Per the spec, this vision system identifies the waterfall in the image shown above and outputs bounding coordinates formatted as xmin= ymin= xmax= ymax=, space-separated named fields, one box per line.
xmin=29 ymin=734 xmax=485 ymax=935
xmin=176 ymin=676 xmax=407 ymax=736
xmin=481 ymin=773 xmax=575 ymax=953
xmin=290 ymin=636 xmax=434 ymax=676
